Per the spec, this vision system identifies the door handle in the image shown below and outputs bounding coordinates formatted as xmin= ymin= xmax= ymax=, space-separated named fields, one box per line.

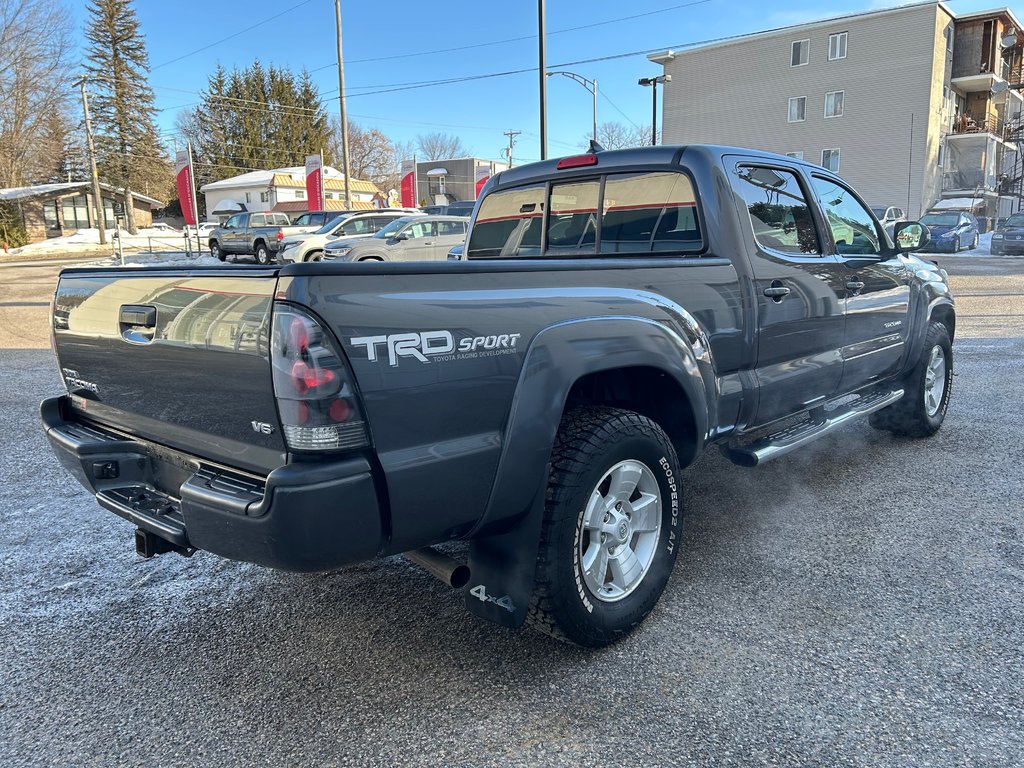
xmin=763 ymin=282 xmax=790 ymax=301
xmin=846 ymin=280 xmax=865 ymax=294
xmin=119 ymin=305 xmax=156 ymax=344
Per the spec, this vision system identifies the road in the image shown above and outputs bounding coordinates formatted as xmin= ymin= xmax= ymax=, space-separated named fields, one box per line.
xmin=1 ymin=254 xmax=1022 ymax=767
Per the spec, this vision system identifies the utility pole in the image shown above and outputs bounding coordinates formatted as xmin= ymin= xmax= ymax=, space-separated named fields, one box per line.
xmin=334 ymin=0 xmax=352 ymax=209
xmin=503 ymin=130 xmax=521 ymax=168
xmin=78 ymin=81 xmax=106 ymax=245
xmin=538 ymin=0 xmax=547 ymax=160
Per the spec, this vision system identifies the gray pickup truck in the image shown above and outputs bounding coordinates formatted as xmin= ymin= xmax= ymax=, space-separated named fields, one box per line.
xmin=42 ymin=145 xmax=954 ymax=646
xmin=209 ymin=211 xmax=332 ymax=264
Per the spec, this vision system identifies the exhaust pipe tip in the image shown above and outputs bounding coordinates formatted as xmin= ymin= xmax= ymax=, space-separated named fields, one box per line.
xmin=404 ymin=547 xmax=471 ymax=589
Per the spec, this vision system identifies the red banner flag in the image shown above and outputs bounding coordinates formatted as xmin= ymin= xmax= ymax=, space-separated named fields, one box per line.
xmin=305 ymin=154 xmax=325 ymax=210
xmin=400 ymin=158 xmax=417 ymax=208
xmin=475 ymin=163 xmax=491 ymax=199
xmin=175 ymin=149 xmax=197 ymax=226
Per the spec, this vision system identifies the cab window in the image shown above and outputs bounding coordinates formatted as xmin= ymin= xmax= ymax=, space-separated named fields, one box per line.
xmin=467 ymin=184 xmax=545 ymax=258
xmin=547 ymin=180 xmax=598 ymax=255
xmin=732 ymin=166 xmax=820 ymax=255
xmin=810 ymin=176 xmax=882 ymax=255
xmin=600 ymin=171 xmax=701 ymax=253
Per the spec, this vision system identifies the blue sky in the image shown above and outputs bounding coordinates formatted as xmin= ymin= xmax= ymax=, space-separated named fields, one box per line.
xmin=72 ymin=0 xmax=1018 ymax=165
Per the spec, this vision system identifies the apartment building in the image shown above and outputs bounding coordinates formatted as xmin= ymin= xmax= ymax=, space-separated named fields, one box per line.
xmin=648 ymin=2 xmax=1024 ymax=222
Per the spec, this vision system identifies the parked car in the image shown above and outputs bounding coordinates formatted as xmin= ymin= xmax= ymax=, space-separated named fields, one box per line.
xmin=870 ymin=205 xmax=906 ymax=238
xmin=209 ymin=212 xmax=320 ymax=264
xmin=184 ymin=222 xmax=219 ymax=248
xmin=420 ymin=201 xmax=476 ymax=217
xmin=919 ymin=211 xmax=980 ymax=252
xmin=989 ymin=212 xmax=1024 ymax=254
xmin=322 ymin=215 xmax=469 ymax=262
xmin=149 ymin=222 xmax=179 ymax=233
xmin=41 ymin=144 xmax=953 ymax=647
xmin=278 ymin=209 xmax=423 ymax=263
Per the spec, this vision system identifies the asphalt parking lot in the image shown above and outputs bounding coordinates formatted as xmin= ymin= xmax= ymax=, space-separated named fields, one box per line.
xmin=1 ymin=255 xmax=1022 ymax=767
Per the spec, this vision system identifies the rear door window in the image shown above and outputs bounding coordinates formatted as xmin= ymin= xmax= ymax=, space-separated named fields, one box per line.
xmin=438 ymin=220 xmax=467 ymax=236
xmin=601 ymin=172 xmax=701 ymax=253
xmin=467 ymin=184 xmax=545 ymax=258
xmin=250 ymin=214 xmax=266 ymax=226
xmin=732 ymin=166 xmax=821 ymax=255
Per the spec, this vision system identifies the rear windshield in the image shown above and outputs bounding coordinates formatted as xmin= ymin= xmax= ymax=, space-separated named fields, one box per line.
xmin=467 ymin=171 xmax=702 ymax=258
xmin=921 ymin=213 xmax=958 ymax=226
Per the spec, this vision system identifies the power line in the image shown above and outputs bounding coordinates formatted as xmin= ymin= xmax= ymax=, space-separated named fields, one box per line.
xmin=150 ymin=0 xmax=317 ymax=70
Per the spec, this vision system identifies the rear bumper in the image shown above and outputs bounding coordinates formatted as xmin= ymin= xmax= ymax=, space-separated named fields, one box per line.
xmin=41 ymin=395 xmax=383 ymax=571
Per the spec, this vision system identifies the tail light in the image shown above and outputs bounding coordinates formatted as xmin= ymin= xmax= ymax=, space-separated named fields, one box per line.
xmin=270 ymin=305 xmax=369 ymax=451
xmin=276 ymin=230 xmax=284 ymax=241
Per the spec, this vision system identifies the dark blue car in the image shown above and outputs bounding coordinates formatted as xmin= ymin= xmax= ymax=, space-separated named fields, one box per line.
xmin=919 ymin=211 xmax=980 ymax=252
xmin=990 ymin=212 xmax=1024 ymax=255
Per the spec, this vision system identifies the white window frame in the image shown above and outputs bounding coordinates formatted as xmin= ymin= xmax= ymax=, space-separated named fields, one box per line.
xmin=828 ymin=32 xmax=848 ymax=61
xmin=821 ymin=148 xmax=841 ymax=172
xmin=824 ymin=90 xmax=844 ymax=118
xmin=295 ymin=189 xmax=305 ymax=200
xmin=259 ymin=191 xmax=269 ymax=203
xmin=788 ymin=96 xmax=806 ymax=123
xmin=244 ymin=192 xmax=251 ymax=203
xmin=785 ymin=151 xmax=804 ymax=160
xmin=791 ymin=39 xmax=809 ymax=67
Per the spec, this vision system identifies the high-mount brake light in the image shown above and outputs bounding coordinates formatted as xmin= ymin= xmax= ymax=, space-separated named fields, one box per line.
xmin=271 ymin=306 xmax=368 ymax=451
xmin=556 ymin=154 xmax=599 ymax=170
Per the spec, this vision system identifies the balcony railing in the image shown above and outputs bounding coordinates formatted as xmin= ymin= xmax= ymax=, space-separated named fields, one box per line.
xmin=951 ymin=113 xmax=1003 ymax=136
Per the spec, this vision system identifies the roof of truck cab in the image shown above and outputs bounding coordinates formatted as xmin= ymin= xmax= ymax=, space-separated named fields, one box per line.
xmin=491 ymin=144 xmax=821 ymax=188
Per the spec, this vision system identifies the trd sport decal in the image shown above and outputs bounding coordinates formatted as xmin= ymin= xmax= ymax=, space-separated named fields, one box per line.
xmin=351 ymin=331 xmax=521 ymax=366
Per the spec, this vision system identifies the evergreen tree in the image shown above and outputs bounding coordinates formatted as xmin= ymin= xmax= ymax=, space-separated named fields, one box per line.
xmin=179 ymin=61 xmax=332 ymax=187
xmin=83 ymin=0 xmax=169 ymax=232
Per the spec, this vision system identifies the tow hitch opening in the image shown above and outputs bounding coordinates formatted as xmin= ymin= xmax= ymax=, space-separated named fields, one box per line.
xmin=134 ymin=528 xmax=194 ymax=559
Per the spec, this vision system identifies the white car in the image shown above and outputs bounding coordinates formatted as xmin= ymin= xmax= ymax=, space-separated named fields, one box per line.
xmin=278 ymin=209 xmax=423 ymax=263
xmin=185 ymin=221 xmax=220 ymax=248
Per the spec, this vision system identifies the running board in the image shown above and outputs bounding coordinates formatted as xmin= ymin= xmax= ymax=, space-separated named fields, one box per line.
xmin=723 ymin=389 xmax=904 ymax=467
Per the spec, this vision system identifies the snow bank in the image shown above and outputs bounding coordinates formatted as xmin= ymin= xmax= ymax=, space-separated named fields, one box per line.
xmin=82 ymin=252 xmax=224 ymax=268
xmin=10 ymin=228 xmax=192 ymax=255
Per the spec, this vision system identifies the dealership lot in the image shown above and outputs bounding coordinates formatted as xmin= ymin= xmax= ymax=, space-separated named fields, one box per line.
xmin=1 ymin=256 xmax=1022 ymax=767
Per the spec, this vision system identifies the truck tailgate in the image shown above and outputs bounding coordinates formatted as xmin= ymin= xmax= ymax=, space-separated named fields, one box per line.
xmin=52 ymin=268 xmax=285 ymax=475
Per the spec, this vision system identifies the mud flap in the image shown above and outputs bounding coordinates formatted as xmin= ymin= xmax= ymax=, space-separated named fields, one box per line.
xmin=464 ymin=490 xmax=546 ymax=628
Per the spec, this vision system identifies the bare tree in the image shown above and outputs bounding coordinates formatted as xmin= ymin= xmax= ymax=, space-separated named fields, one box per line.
xmin=415 ymin=131 xmax=467 ymax=161
xmin=582 ymin=121 xmax=660 ymax=151
xmin=328 ymin=118 xmax=399 ymax=187
xmin=0 ymin=0 xmax=75 ymax=187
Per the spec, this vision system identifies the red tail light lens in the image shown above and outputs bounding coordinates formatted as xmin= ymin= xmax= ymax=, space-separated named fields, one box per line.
xmin=271 ymin=306 xmax=368 ymax=451
xmin=276 ymin=230 xmax=284 ymax=241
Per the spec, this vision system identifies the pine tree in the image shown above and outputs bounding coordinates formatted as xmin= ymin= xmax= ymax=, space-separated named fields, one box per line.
xmin=180 ymin=60 xmax=332 ymax=187
xmin=83 ymin=0 xmax=169 ymax=233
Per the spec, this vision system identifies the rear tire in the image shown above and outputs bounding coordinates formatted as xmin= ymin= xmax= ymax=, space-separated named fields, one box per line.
xmin=869 ymin=321 xmax=953 ymax=437
xmin=254 ymin=242 xmax=271 ymax=265
xmin=527 ymin=406 xmax=683 ymax=647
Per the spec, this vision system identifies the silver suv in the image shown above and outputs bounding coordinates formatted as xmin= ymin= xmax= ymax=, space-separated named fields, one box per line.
xmin=278 ymin=209 xmax=422 ymax=263
xmin=322 ymin=215 xmax=469 ymax=262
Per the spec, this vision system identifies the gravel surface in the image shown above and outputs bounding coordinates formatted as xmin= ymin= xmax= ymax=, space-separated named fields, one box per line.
xmin=1 ymin=257 xmax=1022 ymax=767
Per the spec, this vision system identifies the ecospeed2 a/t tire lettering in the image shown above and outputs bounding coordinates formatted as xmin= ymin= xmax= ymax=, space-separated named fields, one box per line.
xmin=527 ymin=405 xmax=683 ymax=647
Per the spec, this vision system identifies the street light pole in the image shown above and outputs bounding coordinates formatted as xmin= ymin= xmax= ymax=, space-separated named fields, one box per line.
xmin=538 ymin=0 xmax=547 ymax=160
xmin=638 ymin=74 xmax=671 ymax=146
xmin=546 ymin=71 xmax=598 ymax=143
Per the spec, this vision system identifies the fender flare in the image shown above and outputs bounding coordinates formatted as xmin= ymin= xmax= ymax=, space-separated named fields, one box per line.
xmin=465 ymin=314 xmax=714 ymax=628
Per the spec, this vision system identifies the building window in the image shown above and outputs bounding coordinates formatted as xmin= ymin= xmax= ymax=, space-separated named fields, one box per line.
xmin=295 ymin=189 xmax=305 ymax=199
xmin=428 ymin=174 xmax=447 ymax=198
xmin=260 ymin=191 xmax=269 ymax=203
xmin=43 ymin=201 xmax=59 ymax=230
xmin=944 ymin=25 xmax=954 ymax=53
xmin=937 ymin=142 xmax=945 ymax=167
xmin=61 ymin=194 xmax=90 ymax=229
xmin=821 ymin=148 xmax=841 ymax=172
xmin=788 ymin=96 xmax=806 ymax=122
xmin=785 ymin=151 xmax=804 ymax=160
xmin=828 ymin=32 xmax=848 ymax=60
xmin=824 ymin=90 xmax=844 ymax=118
xmin=791 ymin=39 xmax=809 ymax=67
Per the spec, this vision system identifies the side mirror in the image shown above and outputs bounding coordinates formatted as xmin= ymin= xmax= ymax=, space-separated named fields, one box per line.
xmin=893 ymin=221 xmax=930 ymax=253
xmin=393 ymin=232 xmax=409 ymax=241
